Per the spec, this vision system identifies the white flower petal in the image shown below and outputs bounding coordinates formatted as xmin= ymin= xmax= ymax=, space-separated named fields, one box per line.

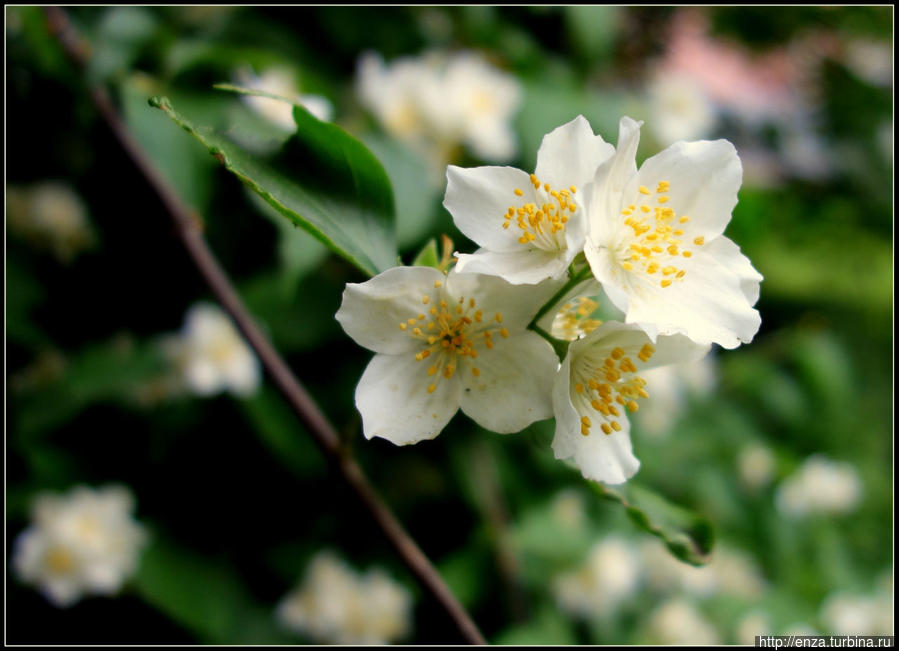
xmin=336 ymin=266 xmax=446 ymax=355
xmin=221 ymin=349 xmax=261 ymax=396
xmin=535 ymin=115 xmax=615 ymax=190
xmin=355 ymin=352 xmax=462 ymax=445
xmin=454 ymin=247 xmax=570 ymax=285
xmin=624 ymin=240 xmax=761 ymax=348
xmin=627 ymin=139 xmax=742 ymax=239
xmin=459 ymin=332 xmax=557 ymax=433
xmin=589 ymin=117 xmax=643 ymax=241
xmin=444 ymin=165 xmax=535 ymax=252
xmin=551 ymin=352 xmax=640 ymax=485
xmin=704 ymin=236 xmax=763 ymax=305
xmin=446 ymin=271 xmax=563 ymax=328
xmin=183 ymin=358 xmax=224 ymax=395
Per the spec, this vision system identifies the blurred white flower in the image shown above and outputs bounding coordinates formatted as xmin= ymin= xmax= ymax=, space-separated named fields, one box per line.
xmin=13 ymin=485 xmax=147 ymax=607
xmin=640 ymin=540 xmax=766 ymax=600
xmin=842 ymin=40 xmax=893 ymax=88
xmin=647 ymin=72 xmax=717 ymax=146
xmin=738 ymin=443 xmax=776 ymax=490
xmin=634 ymin=353 xmax=717 ymax=438
xmin=236 ymin=66 xmax=333 ymax=129
xmin=277 ymin=551 xmax=413 ymax=644
xmin=776 ymin=455 xmax=862 ymax=517
xmin=549 ymin=489 xmax=588 ymax=531
xmin=356 ymin=50 xmax=521 ymax=166
xmin=7 ymin=182 xmax=95 ymax=263
xmin=820 ymin=591 xmax=894 ymax=636
xmin=552 ymin=535 xmax=641 ymax=619
xmin=647 ymin=597 xmax=720 ymax=645
xmin=167 ymin=303 xmax=261 ymax=398
xmin=735 ymin=610 xmax=771 ymax=645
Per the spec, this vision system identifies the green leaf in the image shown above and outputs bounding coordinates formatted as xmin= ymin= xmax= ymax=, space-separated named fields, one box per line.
xmin=150 ymin=94 xmax=397 ymax=277
xmin=134 ymin=533 xmax=295 ymax=644
xmin=592 ymin=482 xmax=715 ymax=566
xmin=410 ymin=238 xmax=439 ymax=269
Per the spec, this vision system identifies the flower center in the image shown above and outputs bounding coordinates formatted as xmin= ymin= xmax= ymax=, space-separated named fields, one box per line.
xmin=397 ymin=280 xmax=509 ymax=394
xmin=552 ymin=297 xmax=603 ymax=341
xmin=618 ymin=181 xmax=704 ymax=289
xmin=45 ymin=546 xmax=75 ymax=574
xmin=503 ymin=174 xmax=577 ymax=250
xmin=572 ymin=344 xmax=654 ymax=435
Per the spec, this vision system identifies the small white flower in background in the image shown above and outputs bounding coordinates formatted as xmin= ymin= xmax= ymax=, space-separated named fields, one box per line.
xmin=236 ymin=66 xmax=333 ymax=129
xmin=647 ymin=71 xmax=717 ymax=146
xmin=7 ymin=182 xmax=95 ymax=263
xmin=584 ymin=116 xmax=762 ymax=349
xmin=549 ymin=489 xmax=588 ymax=531
xmin=775 ymin=455 xmax=862 ymax=517
xmin=12 ymin=485 xmax=147 ymax=608
xmin=735 ymin=610 xmax=771 ymax=645
xmin=647 ymin=597 xmax=720 ymax=645
xmin=737 ymin=443 xmax=776 ymax=491
xmin=168 ymin=303 xmax=261 ymax=398
xmin=356 ymin=50 xmax=521 ymax=165
xmin=551 ymin=321 xmax=709 ymax=485
xmin=335 ymin=266 xmax=560 ymax=445
xmin=552 ymin=535 xmax=641 ymax=619
xmin=633 ymin=353 xmax=717 ymax=438
xmin=447 ymin=116 xmax=615 ymax=285
xmin=276 ymin=551 xmax=412 ymax=645
xmin=819 ymin=590 xmax=894 ymax=636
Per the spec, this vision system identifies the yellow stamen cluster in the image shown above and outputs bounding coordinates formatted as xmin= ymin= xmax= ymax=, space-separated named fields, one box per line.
xmin=552 ymin=297 xmax=604 ymax=341
xmin=578 ymin=344 xmax=653 ymax=436
xmin=620 ymin=181 xmax=702 ymax=288
xmin=503 ymin=173 xmax=577 ymax=246
xmin=398 ymin=292 xmax=508 ymax=394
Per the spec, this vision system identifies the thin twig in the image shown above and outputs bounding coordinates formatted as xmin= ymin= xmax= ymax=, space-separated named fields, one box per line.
xmin=44 ymin=7 xmax=486 ymax=645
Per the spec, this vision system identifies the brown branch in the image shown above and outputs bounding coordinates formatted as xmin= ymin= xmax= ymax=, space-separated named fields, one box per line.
xmin=44 ymin=7 xmax=486 ymax=645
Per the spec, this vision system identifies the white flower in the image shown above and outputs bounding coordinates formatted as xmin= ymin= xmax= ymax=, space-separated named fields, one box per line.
xmin=170 ymin=303 xmax=261 ymax=398
xmin=237 ymin=66 xmax=333 ymax=129
xmin=735 ymin=610 xmax=771 ymax=645
xmin=276 ymin=551 xmax=413 ymax=645
xmin=552 ymin=321 xmax=709 ymax=484
xmin=356 ymin=50 xmax=521 ymax=165
xmin=737 ymin=443 xmax=776 ymax=491
xmin=633 ymin=353 xmax=717 ymax=438
xmin=553 ymin=535 xmax=641 ymax=619
xmin=647 ymin=72 xmax=717 ymax=146
xmin=820 ymin=590 xmax=894 ymax=636
xmin=447 ymin=116 xmax=615 ymax=285
xmin=775 ymin=455 xmax=862 ymax=517
xmin=335 ymin=266 xmax=560 ymax=445
xmin=7 ymin=182 xmax=94 ymax=263
xmin=584 ymin=116 xmax=762 ymax=349
xmin=12 ymin=485 xmax=147 ymax=607
xmin=647 ymin=597 xmax=720 ymax=645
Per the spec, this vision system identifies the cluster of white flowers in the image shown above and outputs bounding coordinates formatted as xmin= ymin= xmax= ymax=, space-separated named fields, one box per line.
xmin=12 ymin=485 xmax=147 ymax=607
xmin=276 ymin=551 xmax=413 ymax=644
xmin=161 ymin=303 xmax=261 ymax=399
xmin=235 ymin=66 xmax=333 ymax=129
xmin=356 ymin=50 xmax=522 ymax=167
xmin=336 ymin=115 xmax=762 ymax=485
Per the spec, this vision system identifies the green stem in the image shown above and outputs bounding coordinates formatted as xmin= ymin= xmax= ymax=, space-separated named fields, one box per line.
xmin=532 ymin=323 xmax=570 ymax=361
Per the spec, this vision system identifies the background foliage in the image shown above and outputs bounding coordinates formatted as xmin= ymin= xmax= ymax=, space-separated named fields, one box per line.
xmin=6 ymin=6 xmax=893 ymax=644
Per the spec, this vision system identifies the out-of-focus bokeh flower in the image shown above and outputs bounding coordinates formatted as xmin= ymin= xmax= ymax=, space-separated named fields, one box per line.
xmin=646 ymin=72 xmax=717 ymax=146
xmin=276 ymin=551 xmax=413 ymax=644
xmin=235 ymin=66 xmax=333 ymax=129
xmin=552 ymin=535 xmax=641 ymax=619
xmin=634 ymin=353 xmax=717 ymax=438
xmin=735 ymin=610 xmax=771 ymax=645
xmin=164 ymin=303 xmax=261 ymax=398
xmin=7 ymin=182 xmax=95 ymax=263
xmin=12 ymin=485 xmax=147 ymax=608
xmin=776 ymin=455 xmax=862 ymax=517
xmin=647 ymin=597 xmax=720 ymax=645
xmin=737 ymin=443 xmax=777 ymax=491
xmin=356 ymin=50 xmax=521 ymax=168
xmin=819 ymin=590 xmax=894 ymax=636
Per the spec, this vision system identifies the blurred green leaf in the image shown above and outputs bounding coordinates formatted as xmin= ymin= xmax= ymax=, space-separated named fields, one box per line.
xmin=151 ymin=94 xmax=397 ymax=277
xmin=593 ymin=482 xmax=715 ymax=566
xmin=410 ymin=239 xmax=440 ymax=269
xmin=493 ymin=605 xmax=577 ymax=645
xmin=564 ymin=6 xmax=620 ymax=63
xmin=134 ymin=533 xmax=295 ymax=644
xmin=87 ymin=7 xmax=159 ymax=84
